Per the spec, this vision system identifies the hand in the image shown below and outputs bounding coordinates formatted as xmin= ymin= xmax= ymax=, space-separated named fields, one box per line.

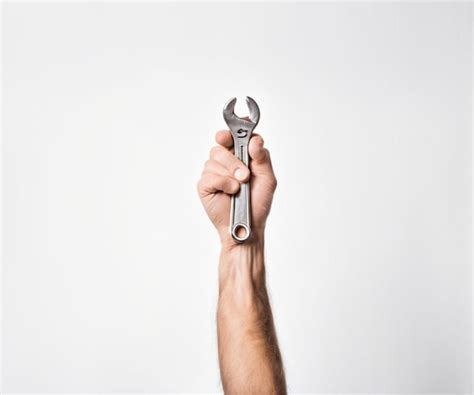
xmin=197 ymin=130 xmax=277 ymax=246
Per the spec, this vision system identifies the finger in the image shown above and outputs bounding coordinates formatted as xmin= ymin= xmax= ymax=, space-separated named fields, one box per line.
xmin=215 ymin=130 xmax=233 ymax=149
xmin=202 ymin=159 xmax=229 ymax=177
xmin=197 ymin=173 xmax=240 ymax=197
xmin=209 ymin=146 xmax=250 ymax=183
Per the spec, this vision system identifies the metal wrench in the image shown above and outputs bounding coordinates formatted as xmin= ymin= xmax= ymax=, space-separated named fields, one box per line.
xmin=223 ymin=96 xmax=260 ymax=243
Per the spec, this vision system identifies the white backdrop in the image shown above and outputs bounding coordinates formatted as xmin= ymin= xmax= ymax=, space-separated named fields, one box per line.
xmin=2 ymin=2 xmax=472 ymax=393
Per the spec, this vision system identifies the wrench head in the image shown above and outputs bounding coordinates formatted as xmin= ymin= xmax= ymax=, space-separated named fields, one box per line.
xmin=223 ymin=96 xmax=260 ymax=132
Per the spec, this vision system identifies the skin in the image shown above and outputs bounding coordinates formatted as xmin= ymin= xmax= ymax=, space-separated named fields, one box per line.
xmin=197 ymin=130 xmax=286 ymax=394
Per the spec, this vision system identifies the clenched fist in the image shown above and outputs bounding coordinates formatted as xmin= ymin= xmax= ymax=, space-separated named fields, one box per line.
xmin=197 ymin=130 xmax=277 ymax=246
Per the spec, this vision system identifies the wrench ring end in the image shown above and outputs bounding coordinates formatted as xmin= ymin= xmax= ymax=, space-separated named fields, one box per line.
xmin=231 ymin=223 xmax=251 ymax=243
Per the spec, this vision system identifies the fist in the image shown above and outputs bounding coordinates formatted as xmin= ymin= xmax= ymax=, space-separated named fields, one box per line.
xmin=197 ymin=130 xmax=277 ymax=245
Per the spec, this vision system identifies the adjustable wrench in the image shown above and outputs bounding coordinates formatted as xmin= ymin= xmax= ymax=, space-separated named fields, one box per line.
xmin=223 ymin=97 xmax=260 ymax=243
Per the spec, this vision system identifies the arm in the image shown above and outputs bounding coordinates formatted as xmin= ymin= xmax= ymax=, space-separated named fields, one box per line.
xmin=197 ymin=130 xmax=286 ymax=394
xmin=218 ymin=239 xmax=286 ymax=394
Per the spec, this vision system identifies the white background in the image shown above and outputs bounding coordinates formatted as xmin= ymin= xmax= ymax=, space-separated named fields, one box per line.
xmin=2 ymin=2 xmax=472 ymax=393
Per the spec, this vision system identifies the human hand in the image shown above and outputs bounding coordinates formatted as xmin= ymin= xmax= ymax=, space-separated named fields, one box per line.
xmin=197 ymin=130 xmax=277 ymax=247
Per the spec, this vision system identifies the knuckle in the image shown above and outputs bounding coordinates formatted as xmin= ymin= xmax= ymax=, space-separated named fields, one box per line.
xmin=196 ymin=175 xmax=206 ymax=189
xmin=196 ymin=178 xmax=205 ymax=194
xmin=269 ymin=176 xmax=278 ymax=191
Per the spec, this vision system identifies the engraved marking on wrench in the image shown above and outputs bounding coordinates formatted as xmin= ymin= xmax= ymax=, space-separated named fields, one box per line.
xmin=237 ymin=129 xmax=248 ymax=138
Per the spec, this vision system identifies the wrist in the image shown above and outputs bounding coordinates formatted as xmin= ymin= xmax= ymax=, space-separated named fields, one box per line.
xmin=218 ymin=229 xmax=266 ymax=298
xmin=219 ymin=227 xmax=265 ymax=253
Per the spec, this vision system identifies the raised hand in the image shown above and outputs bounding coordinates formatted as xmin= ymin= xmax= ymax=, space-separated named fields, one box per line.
xmin=197 ymin=130 xmax=277 ymax=246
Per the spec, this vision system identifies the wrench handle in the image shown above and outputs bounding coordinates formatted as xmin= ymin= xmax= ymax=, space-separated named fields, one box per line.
xmin=230 ymin=141 xmax=251 ymax=242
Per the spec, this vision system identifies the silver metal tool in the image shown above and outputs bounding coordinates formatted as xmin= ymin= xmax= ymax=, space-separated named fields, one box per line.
xmin=223 ymin=96 xmax=260 ymax=243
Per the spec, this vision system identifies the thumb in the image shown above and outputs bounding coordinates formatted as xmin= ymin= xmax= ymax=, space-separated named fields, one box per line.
xmin=248 ymin=134 xmax=276 ymax=179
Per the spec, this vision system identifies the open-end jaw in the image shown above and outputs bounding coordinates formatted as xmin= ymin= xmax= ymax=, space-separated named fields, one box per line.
xmin=223 ymin=96 xmax=260 ymax=134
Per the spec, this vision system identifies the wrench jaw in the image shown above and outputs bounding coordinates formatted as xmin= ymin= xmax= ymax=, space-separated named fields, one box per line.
xmin=246 ymin=96 xmax=260 ymax=126
xmin=223 ymin=97 xmax=238 ymax=128
xmin=223 ymin=96 xmax=259 ymax=135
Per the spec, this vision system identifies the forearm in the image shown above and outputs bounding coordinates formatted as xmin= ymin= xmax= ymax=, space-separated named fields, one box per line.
xmin=217 ymin=234 xmax=286 ymax=394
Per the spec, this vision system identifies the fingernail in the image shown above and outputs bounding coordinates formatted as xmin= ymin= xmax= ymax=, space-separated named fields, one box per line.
xmin=234 ymin=168 xmax=246 ymax=181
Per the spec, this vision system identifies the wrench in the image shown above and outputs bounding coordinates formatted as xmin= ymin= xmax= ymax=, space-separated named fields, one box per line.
xmin=223 ymin=96 xmax=260 ymax=243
